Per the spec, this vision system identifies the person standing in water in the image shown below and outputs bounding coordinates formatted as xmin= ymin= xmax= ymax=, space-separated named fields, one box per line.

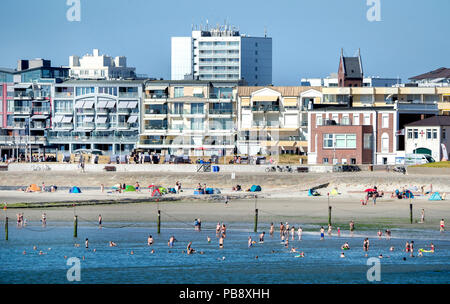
xmin=377 ymin=230 xmax=382 ymax=239
xmin=297 ymin=227 xmax=303 ymax=241
xmin=279 ymin=222 xmax=285 ymax=237
xmin=290 ymin=226 xmax=295 ymax=240
xmin=147 ymin=235 xmax=154 ymax=246
xmin=320 ymin=227 xmax=325 ymax=240
xmin=98 ymin=214 xmax=102 ymax=228
xmin=248 ymin=236 xmax=253 ymax=248
xmin=327 ymin=224 xmax=332 ymax=237
xmin=410 ymin=241 xmax=415 ymax=257
xmin=363 ymin=238 xmax=369 ymax=252
xmin=349 ymin=220 xmax=355 ymax=237
xmin=216 ymin=222 xmax=221 ymax=235
xmin=385 ymin=229 xmax=391 ymax=240
xmin=440 ymin=219 xmax=445 ymax=233
xmin=85 ymin=238 xmax=89 ymax=249
xmin=259 ymin=232 xmax=265 ymax=243
xmin=219 ymin=235 xmax=224 ymax=248
xmin=41 ymin=213 xmax=47 ymax=226
xmin=337 ymin=227 xmax=341 ymax=237
xmin=270 ymin=223 xmax=274 ymax=237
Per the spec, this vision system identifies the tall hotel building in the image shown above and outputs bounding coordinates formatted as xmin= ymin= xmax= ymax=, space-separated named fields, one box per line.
xmin=171 ymin=25 xmax=272 ymax=86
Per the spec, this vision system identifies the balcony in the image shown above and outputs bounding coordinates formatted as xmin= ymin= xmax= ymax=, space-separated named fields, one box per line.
xmin=77 ymin=122 xmax=95 ymax=130
xmin=209 ymin=109 xmax=233 ymax=115
xmin=209 ymin=94 xmax=233 ymax=100
xmin=117 ymin=123 xmax=131 ymax=130
xmin=13 ymin=107 xmax=31 ymax=114
xmin=96 ymin=108 xmax=109 ymax=114
xmin=119 ymin=92 xmax=138 ymax=98
xmin=252 ymin=105 xmax=280 ymax=112
xmin=30 ymin=122 xmax=49 ymax=130
xmin=47 ymin=135 xmax=138 ymax=143
xmin=76 ymin=108 xmax=95 ymax=115
xmin=11 ymin=122 xmax=26 ymax=129
xmin=145 ymin=109 xmax=168 ymax=115
xmin=54 ymin=123 xmax=73 ymax=130
xmin=54 ymin=91 xmax=74 ymax=98
xmin=14 ymin=92 xmax=33 ymax=100
xmin=32 ymin=107 xmax=51 ymax=114
xmin=145 ymin=93 xmax=168 ymax=99
xmin=96 ymin=123 xmax=111 ymax=130
xmin=0 ymin=135 xmax=47 ymax=145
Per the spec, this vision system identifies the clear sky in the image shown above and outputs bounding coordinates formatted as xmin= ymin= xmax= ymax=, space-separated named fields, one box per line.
xmin=0 ymin=0 xmax=448 ymax=85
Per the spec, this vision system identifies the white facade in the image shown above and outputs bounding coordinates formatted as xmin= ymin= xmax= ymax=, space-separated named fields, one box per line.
xmin=171 ymin=27 xmax=272 ymax=86
xmin=405 ymin=125 xmax=450 ymax=161
xmin=69 ymin=49 xmax=136 ymax=80
xmin=171 ymin=37 xmax=193 ymax=80
xmin=301 ymin=76 xmax=400 ymax=87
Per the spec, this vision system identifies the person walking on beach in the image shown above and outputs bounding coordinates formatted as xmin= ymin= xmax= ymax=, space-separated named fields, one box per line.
xmin=440 ymin=219 xmax=445 ymax=233
xmin=100 ymin=184 xmax=104 ymax=193
xmin=337 ymin=227 xmax=341 ymax=237
xmin=349 ymin=220 xmax=355 ymax=237
xmin=98 ymin=215 xmax=102 ymax=228
xmin=420 ymin=209 xmax=425 ymax=223
xmin=320 ymin=227 xmax=325 ymax=240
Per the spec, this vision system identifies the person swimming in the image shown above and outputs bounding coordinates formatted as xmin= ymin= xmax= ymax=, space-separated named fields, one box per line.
xmin=341 ymin=242 xmax=350 ymax=250
xmin=340 ymin=252 xmax=345 ymax=258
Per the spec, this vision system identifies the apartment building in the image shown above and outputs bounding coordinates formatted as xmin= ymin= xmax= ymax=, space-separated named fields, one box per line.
xmin=236 ymin=86 xmax=319 ymax=156
xmin=138 ymin=80 xmax=243 ymax=156
xmin=171 ymin=24 xmax=272 ymax=85
xmin=48 ymin=79 xmax=144 ymax=155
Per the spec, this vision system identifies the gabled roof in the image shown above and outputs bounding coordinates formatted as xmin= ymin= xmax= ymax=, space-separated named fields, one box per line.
xmin=409 ymin=67 xmax=450 ymax=80
xmin=405 ymin=115 xmax=450 ymax=127
xmin=342 ymin=56 xmax=363 ymax=78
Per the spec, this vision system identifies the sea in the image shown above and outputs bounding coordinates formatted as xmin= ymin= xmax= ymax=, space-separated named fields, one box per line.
xmin=1 ymin=220 xmax=449 ymax=284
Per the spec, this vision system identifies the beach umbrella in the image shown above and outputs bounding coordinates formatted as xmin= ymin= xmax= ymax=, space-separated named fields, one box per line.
xmin=364 ymin=188 xmax=376 ymax=192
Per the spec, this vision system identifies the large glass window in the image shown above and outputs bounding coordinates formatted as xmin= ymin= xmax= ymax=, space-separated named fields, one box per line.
xmin=172 ymin=102 xmax=184 ymax=114
xmin=382 ymin=115 xmax=389 ymax=128
xmin=99 ymin=87 xmax=117 ymax=96
xmin=364 ymin=133 xmax=373 ymax=149
xmin=191 ymin=103 xmax=204 ymax=114
xmin=323 ymin=134 xmax=356 ymax=149
xmin=174 ymin=87 xmax=184 ymax=98
xmin=210 ymin=102 xmax=232 ymax=114
xmin=190 ymin=118 xmax=204 ymax=130
xmin=76 ymin=87 xmax=95 ymax=96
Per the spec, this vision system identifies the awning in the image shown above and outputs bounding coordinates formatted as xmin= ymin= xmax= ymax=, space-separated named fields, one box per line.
xmin=283 ymin=97 xmax=297 ymax=107
xmin=15 ymin=84 xmax=31 ymax=89
xmin=127 ymin=115 xmax=138 ymax=123
xmin=83 ymin=101 xmax=94 ymax=108
xmin=252 ymin=95 xmax=279 ymax=102
xmin=127 ymin=101 xmax=138 ymax=108
xmin=118 ymin=101 xmax=129 ymax=108
xmin=97 ymin=101 xmax=108 ymax=108
xmin=97 ymin=116 xmax=107 ymax=123
xmin=106 ymin=101 xmax=116 ymax=108
xmin=193 ymin=88 xmax=203 ymax=94
xmin=62 ymin=116 xmax=73 ymax=123
xmin=75 ymin=100 xmax=85 ymax=108
xmin=83 ymin=116 xmax=94 ymax=123
xmin=241 ymin=97 xmax=250 ymax=106
xmin=147 ymin=86 xmax=168 ymax=91
xmin=31 ymin=115 xmax=48 ymax=120
xmin=53 ymin=116 xmax=63 ymax=123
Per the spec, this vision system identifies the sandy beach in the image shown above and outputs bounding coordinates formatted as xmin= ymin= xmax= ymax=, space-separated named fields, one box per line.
xmin=1 ymin=170 xmax=449 ymax=230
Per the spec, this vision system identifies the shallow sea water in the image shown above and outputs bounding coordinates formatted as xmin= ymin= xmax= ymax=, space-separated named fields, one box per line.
xmin=0 ymin=221 xmax=449 ymax=284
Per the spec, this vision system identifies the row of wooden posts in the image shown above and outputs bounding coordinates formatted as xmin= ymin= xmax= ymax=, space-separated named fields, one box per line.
xmin=4 ymin=199 xmax=415 ymax=240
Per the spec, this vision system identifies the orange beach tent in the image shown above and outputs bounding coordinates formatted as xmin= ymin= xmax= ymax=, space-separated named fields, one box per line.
xmin=29 ymin=184 xmax=41 ymax=192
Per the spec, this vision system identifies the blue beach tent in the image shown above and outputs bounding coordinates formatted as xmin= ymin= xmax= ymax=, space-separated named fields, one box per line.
xmin=308 ymin=189 xmax=320 ymax=196
xmin=250 ymin=185 xmax=261 ymax=192
xmin=69 ymin=186 xmax=82 ymax=193
xmin=429 ymin=192 xmax=442 ymax=201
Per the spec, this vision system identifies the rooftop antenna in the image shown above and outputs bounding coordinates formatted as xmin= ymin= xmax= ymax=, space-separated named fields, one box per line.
xmin=264 ymin=26 xmax=267 ymax=38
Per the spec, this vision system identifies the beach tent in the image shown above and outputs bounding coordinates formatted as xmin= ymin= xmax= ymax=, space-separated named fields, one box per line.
xmin=69 ymin=186 xmax=82 ymax=193
xmin=429 ymin=192 xmax=442 ymax=201
xmin=214 ymin=188 xmax=222 ymax=194
xmin=308 ymin=189 xmax=320 ymax=196
xmin=168 ymin=188 xmax=177 ymax=194
xmin=29 ymin=184 xmax=41 ymax=192
xmin=404 ymin=190 xmax=414 ymax=199
xmin=205 ymin=188 xmax=214 ymax=194
xmin=330 ymin=188 xmax=339 ymax=196
xmin=125 ymin=185 xmax=136 ymax=192
xmin=151 ymin=188 xmax=161 ymax=197
xmin=159 ymin=187 xmax=168 ymax=195
xmin=250 ymin=185 xmax=262 ymax=192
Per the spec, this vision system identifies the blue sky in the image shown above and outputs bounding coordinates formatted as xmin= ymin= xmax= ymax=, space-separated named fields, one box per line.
xmin=0 ymin=0 xmax=448 ymax=85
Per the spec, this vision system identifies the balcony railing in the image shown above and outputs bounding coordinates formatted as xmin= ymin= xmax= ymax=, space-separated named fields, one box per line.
xmin=119 ymin=92 xmax=138 ymax=98
xmin=251 ymin=106 xmax=280 ymax=112
xmin=0 ymin=135 xmax=47 ymax=144
xmin=54 ymin=92 xmax=74 ymax=98
xmin=77 ymin=123 xmax=95 ymax=129
xmin=209 ymin=109 xmax=233 ymax=115
xmin=145 ymin=109 xmax=168 ymax=115
xmin=96 ymin=123 xmax=111 ymax=129
xmin=32 ymin=107 xmax=51 ymax=114
xmin=47 ymin=135 xmax=138 ymax=143
xmin=145 ymin=94 xmax=168 ymax=99
xmin=30 ymin=122 xmax=49 ymax=129
xmin=13 ymin=107 xmax=31 ymax=114
xmin=54 ymin=123 xmax=73 ymax=129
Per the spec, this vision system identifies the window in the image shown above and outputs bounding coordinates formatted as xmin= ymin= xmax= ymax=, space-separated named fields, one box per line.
xmin=323 ymin=134 xmax=356 ymax=149
xmin=382 ymin=115 xmax=389 ymax=128
xmin=407 ymin=129 xmax=413 ymax=139
xmin=76 ymin=87 xmax=95 ymax=96
xmin=443 ymin=128 xmax=447 ymax=140
xmin=353 ymin=114 xmax=360 ymax=126
xmin=364 ymin=133 xmax=373 ymax=149
xmin=433 ymin=129 xmax=437 ymax=139
xmin=174 ymin=87 xmax=184 ymax=98
xmin=414 ymin=129 xmax=418 ymax=139
xmin=316 ymin=115 xmax=323 ymax=127
xmin=172 ymin=102 xmax=183 ymax=114
xmin=323 ymin=134 xmax=334 ymax=148
xmin=426 ymin=129 xmax=432 ymax=139
xmin=323 ymin=158 xmax=329 ymax=164
xmin=363 ymin=114 xmax=370 ymax=125
xmin=191 ymin=103 xmax=204 ymax=114
xmin=381 ymin=133 xmax=389 ymax=153
xmin=341 ymin=115 xmax=350 ymax=125
xmin=190 ymin=118 xmax=204 ymax=130
xmin=360 ymin=95 xmax=373 ymax=104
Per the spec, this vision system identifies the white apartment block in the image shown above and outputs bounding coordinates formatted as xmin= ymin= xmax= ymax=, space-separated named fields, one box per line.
xmin=69 ymin=49 xmax=136 ymax=80
xmin=171 ymin=25 xmax=272 ymax=86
